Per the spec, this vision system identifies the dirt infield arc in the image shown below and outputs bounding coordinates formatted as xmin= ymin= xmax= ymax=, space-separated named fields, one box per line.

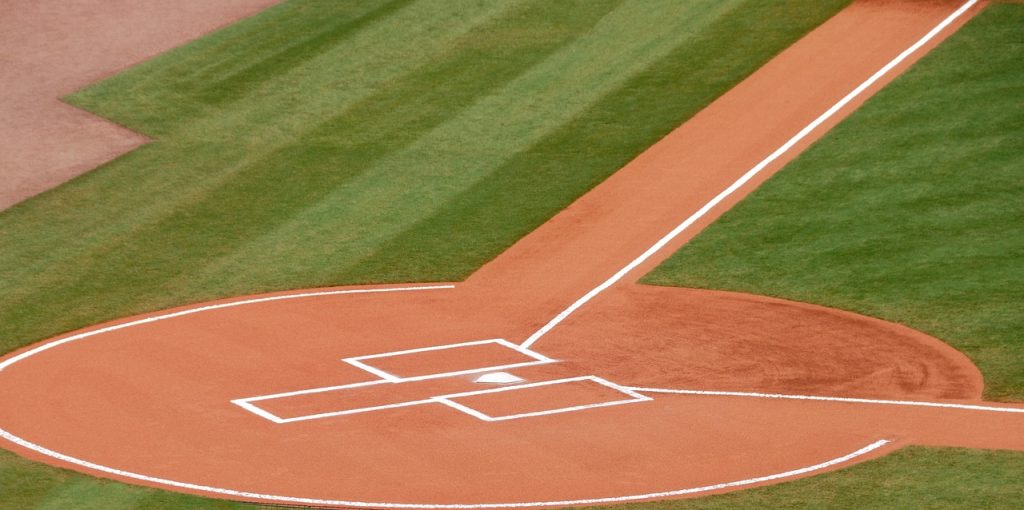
xmin=1 ymin=0 xmax=1022 ymax=507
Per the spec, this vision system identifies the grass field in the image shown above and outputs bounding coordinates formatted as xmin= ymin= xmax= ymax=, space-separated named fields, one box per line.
xmin=1 ymin=0 xmax=1021 ymax=508
xmin=645 ymin=2 xmax=1024 ymax=402
xmin=0 ymin=0 xmax=848 ymax=353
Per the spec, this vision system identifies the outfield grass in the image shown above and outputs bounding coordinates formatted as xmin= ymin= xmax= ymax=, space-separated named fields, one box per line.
xmin=644 ymin=3 xmax=1024 ymax=402
xmin=2 ymin=0 xmax=1021 ymax=508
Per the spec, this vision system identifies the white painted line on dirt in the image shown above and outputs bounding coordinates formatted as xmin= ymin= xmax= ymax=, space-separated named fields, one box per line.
xmin=239 ymin=379 xmax=391 ymax=403
xmin=231 ymin=400 xmax=287 ymax=424
xmin=520 ymin=0 xmax=979 ymax=350
xmin=384 ymin=360 xmax=555 ymax=383
xmin=344 ymin=358 xmax=404 ymax=382
xmin=345 ymin=338 xmax=553 ymax=362
xmin=348 ymin=338 xmax=509 ymax=360
xmin=0 ymin=284 xmax=455 ymax=373
xmin=437 ymin=375 xmax=650 ymax=402
xmin=627 ymin=386 xmax=1024 ymax=414
xmin=238 ymin=374 xmax=649 ymax=424
xmin=277 ymin=399 xmax=436 ymax=423
xmin=236 ymin=358 xmax=556 ymax=407
xmin=434 ymin=398 xmax=497 ymax=421
xmin=435 ymin=375 xmax=651 ymax=422
xmin=0 ymin=425 xmax=891 ymax=508
xmin=341 ymin=338 xmax=555 ymax=379
xmin=235 ymin=339 xmax=559 ymax=422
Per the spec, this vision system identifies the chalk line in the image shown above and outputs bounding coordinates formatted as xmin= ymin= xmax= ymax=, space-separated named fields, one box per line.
xmin=520 ymin=0 xmax=979 ymax=349
xmin=0 ymin=284 xmax=454 ymax=373
xmin=627 ymin=386 xmax=1024 ymax=414
xmin=0 ymin=425 xmax=889 ymax=508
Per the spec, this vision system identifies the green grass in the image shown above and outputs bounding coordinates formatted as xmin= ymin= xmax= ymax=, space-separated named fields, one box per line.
xmin=645 ymin=3 xmax=1024 ymax=402
xmin=0 ymin=448 xmax=255 ymax=510
xmin=0 ymin=0 xmax=849 ymax=353
xmin=2 ymin=0 xmax=1022 ymax=507
xmin=616 ymin=446 xmax=1024 ymax=510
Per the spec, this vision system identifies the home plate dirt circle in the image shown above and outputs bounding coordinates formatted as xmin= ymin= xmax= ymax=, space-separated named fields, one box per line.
xmin=0 ymin=286 xmax=927 ymax=507
xmin=0 ymin=282 xmax=1020 ymax=508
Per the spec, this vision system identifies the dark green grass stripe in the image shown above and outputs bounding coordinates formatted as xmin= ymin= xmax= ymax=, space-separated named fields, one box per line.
xmin=0 ymin=0 xmax=623 ymax=344
xmin=62 ymin=1 xmax=397 ymax=135
xmin=194 ymin=0 xmax=415 ymax=107
xmin=336 ymin=0 xmax=851 ymax=283
xmin=643 ymin=4 xmax=1024 ymax=400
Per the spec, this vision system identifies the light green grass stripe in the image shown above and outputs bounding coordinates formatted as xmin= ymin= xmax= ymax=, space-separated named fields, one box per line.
xmin=187 ymin=0 xmax=746 ymax=290
xmin=69 ymin=0 xmax=519 ymax=137
xmin=341 ymin=0 xmax=858 ymax=283
xmin=0 ymin=0 xmax=626 ymax=342
xmin=1 ymin=0 xmax=521 ymax=289
xmin=644 ymin=4 xmax=1024 ymax=400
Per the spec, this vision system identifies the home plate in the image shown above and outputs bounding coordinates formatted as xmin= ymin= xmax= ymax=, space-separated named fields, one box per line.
xmin=474 ymin=371 xmax=524 ymax=384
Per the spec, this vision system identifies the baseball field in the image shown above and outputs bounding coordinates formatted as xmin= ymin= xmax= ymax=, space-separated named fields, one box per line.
xmin=1 ymin=0 xmax=1021 ymax=508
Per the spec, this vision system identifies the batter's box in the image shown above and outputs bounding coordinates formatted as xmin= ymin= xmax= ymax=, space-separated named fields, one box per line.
xmin=435 ymin=376 xmax=652 ymax=421
xmin=344 ymin=338 xmax=554 ymax=382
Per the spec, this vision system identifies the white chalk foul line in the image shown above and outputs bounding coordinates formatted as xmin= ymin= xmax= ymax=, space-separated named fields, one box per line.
xmin=0 ymin=284 xmax=454 ymax=373
xmin=0 ymin=425 xmax=890 ymax=508
xmin=627 ymin=386 xmax=1024 ymax=414
xmin=520 ymin=0 xmax=979 ymax=350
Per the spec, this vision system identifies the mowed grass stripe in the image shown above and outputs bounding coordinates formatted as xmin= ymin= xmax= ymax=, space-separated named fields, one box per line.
xmin=0 ymin=0 xmax=628 ymax=343
xmin=2 ymin=0 xmax=520 ymax=280
xmin=340 ymin=0 xmax=859 ymax=283
xmin=194 ymin=0 xmax=417 ymax=108
xmin=644 ymin=4 xmax=1024 ymax=401
xmin=184 ymin=0 xmax=760 ymax=290
xmin=0 ymin=0 xmax=850 ymax=355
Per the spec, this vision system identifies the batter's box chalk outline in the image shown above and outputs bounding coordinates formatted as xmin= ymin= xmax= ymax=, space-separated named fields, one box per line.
xmin=434 ymin=375 xmax=652 ymax=422
xmin=232 ymin=338 xmax=564 ymax=423
xmin=342 ymin=338 xmax=555 ymax=382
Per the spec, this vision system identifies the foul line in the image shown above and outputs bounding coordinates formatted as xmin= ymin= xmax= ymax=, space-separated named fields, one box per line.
xmin=0 ymin=426 xmax=889 ymax=508
xmin=520 ymin=0 xmax=978 ymax=349
xmin=627 ymin=386 xmax=1024 ymax=414
xmin=0 ymin=284 xmax=454 ymax=373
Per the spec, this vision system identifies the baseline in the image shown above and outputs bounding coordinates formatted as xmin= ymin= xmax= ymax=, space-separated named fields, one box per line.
xmin=627 ymin=386 xmax=1024 ymax=414
xmin=519 ymin=0 xmax=979 ymax=349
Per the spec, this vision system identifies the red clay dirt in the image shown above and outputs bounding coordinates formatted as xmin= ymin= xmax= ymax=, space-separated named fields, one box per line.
xmin=0 ymin=0 xmax=280 ymax=211
xmin=1 ymin=0 xmax=1022 ymax=508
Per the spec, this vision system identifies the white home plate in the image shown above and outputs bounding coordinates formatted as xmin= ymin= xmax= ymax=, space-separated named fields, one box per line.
xmin=474 ymin=371 xmax=524 ymax=384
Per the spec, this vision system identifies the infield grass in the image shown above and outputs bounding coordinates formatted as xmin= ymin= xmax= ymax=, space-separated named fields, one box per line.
xmin=0 ymin=0 xmax=849 ymax=352
xmin=645 ymin=3 xmax=1024 ymax=402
